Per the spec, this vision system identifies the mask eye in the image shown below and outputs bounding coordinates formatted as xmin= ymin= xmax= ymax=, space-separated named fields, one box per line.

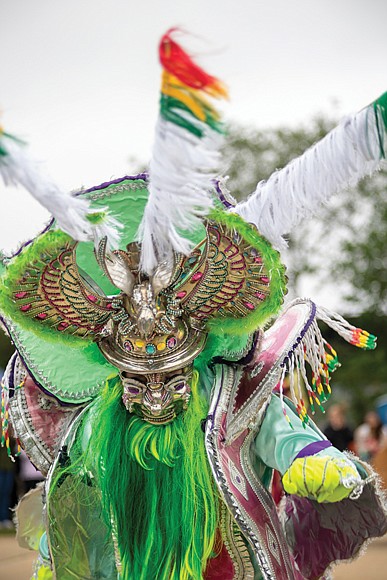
xmin=166 ymin=375 xmax=187 ymax=392
xmin=122 ymin=375 xmax=146 ymax=396
xmin=173 ymin=382 xmax=186 ymax=393
xmin=126 ymin=385 xmax=143 ymax=395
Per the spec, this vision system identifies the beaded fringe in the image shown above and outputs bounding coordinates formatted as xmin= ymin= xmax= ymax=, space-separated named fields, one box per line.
xmin=278 ymin=304 xmax=376 ymax=428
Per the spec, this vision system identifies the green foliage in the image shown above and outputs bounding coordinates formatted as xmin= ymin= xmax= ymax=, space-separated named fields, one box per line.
xmin=222 ymin=118 xmax=336 ymax=293
xmin=222 ymin=120 xmax=387 ymax=313
xmin=223 ymin=118 xmax=335 ymax=200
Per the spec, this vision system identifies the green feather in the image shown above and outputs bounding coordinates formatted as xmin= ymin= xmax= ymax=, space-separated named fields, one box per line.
xmin=373 ymin=92 xmax=387 ymax=158
xmin=160 ymin=95 xmax=225 ymax=135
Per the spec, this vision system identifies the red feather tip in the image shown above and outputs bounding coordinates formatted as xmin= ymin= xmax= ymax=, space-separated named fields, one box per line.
xmin=159 ymin=29 xmax=227 ymax=97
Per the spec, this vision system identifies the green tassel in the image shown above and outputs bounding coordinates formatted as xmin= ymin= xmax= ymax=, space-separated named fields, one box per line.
xmin=372 ymin=92 xmax=387 ymax=158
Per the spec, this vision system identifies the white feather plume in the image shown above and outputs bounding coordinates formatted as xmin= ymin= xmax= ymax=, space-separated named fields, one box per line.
xmin=138 ymin=117 xmax=222 ymax=273
xmin=234 ymin=103 xmax=387 ymax=249
xmin=0 ymin=134 xmax=121 ymax=248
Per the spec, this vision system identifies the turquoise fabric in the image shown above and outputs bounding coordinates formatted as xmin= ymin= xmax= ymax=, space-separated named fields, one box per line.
xmin=38 ymin=532 xmax=50 ymax=561
xmin=254 ymin=395 xmax=337 ymax=474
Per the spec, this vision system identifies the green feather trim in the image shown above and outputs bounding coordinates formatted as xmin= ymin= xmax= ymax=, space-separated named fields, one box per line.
xmin=0 ymin=230 xmax=91 ymax=348
xmin=160 ymin=104 xmax=204 ymax=137
xmin=373 ymin=92 xmax=387 ymax=158
xmin=205 ymin=208 xmax=287 ymax=337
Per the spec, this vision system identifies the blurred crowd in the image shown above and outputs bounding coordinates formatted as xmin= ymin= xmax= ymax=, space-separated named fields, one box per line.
xmin=323 ymin=403 xmax=387 ymax=485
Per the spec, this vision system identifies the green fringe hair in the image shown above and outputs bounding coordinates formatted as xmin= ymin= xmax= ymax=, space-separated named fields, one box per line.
xmin=83 ymin=373 xmax=219 ymax=580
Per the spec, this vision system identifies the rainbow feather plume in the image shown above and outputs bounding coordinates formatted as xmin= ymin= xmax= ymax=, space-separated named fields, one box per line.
xmin=138 ymin=30 xmax=228 ymax=274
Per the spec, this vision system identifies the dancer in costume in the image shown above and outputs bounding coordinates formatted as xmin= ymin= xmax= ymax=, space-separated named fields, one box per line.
xmin=0 ymin=30 xmax=387 ymax=580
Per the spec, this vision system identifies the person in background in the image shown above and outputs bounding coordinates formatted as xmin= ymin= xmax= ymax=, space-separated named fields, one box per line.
xmin=354 ymin=410 xmax=387 ymax=462
xmin=323 ymin=403 xmax=354 ymax=452
xmin=19 ymin=449 xmax=44 ymax=495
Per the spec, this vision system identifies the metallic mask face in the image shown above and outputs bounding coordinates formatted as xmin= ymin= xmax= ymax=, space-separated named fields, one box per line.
xmin=121 ymin=367 xmax=192 ymax=425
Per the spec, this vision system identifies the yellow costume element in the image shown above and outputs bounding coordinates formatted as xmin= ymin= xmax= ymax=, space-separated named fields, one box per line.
xmin=282 ymin=455 xmax=361 ymax=503
xmin=36 ymin=565 xmax=53 ymax=580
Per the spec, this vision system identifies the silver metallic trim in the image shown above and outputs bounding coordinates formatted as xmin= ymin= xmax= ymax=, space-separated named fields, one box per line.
xmin=205 ymin=365 xmax=275 ymax=580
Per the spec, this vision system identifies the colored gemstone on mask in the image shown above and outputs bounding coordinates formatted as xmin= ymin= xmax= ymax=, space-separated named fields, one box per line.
xmin=243 ymin=301 xmax=255 ymax=310
xmin=167 ymin=337 xmax=177 ymax=349
xmin=261 ymin=276 xmax=269 ymax=284
xmin=57 ymin=322 xmax=69 ymax=331
xmin=192 ymin=271 xmax=203 ymax=281
xmin=87 ymin=294 xmax=97 ymax=302
xmin=36 ymin=312 xmax=47 ymax=319
xmin=20 ymin=304 xmax=31 ymax=312
xmin=124 ymin=340 xmax=133 ymax=352
xmin=146 ymin=343 xmax=156 ymax=354
xmin=157 ymin=342 xmax=166 ymax=351
xmin=255 ymin=291 xmax=266 ymax=300
xmin=176 ymin=291 xmax=187 ymax=298
xmin=135 ymin=339 xmax=145 ymax=348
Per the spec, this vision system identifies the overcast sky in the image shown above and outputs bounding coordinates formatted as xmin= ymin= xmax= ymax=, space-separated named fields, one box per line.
xmin=1 ymin=0 xmax=386 ymax=308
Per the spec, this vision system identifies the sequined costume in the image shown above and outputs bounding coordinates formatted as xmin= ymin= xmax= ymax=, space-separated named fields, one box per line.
xmin=1 ymin=31 xmax=387 ymax=580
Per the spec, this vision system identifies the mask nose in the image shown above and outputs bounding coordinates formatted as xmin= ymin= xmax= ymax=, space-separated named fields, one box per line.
xmin=143 ymin=382 xmax=173 ymax=416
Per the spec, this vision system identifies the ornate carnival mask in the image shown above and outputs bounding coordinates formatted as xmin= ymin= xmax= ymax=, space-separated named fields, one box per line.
xmin=0 ymin=33 xmax=287 ymax=426
xmin=96 ymin=239 xmax=206 ymax=424
xmin=4 ymin=211 xmax=286 ymax=425
xmin=121 ymin=368 xmax=192 ymax=424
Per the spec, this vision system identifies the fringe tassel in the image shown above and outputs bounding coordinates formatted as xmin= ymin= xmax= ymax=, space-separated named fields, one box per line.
xmin=0 ymin=376 xmax=22 ymax=461
xmin=278 ymin=303 xmax=376 ymax=427
xmin=316 ymin=305 xmax=377 ymax=350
